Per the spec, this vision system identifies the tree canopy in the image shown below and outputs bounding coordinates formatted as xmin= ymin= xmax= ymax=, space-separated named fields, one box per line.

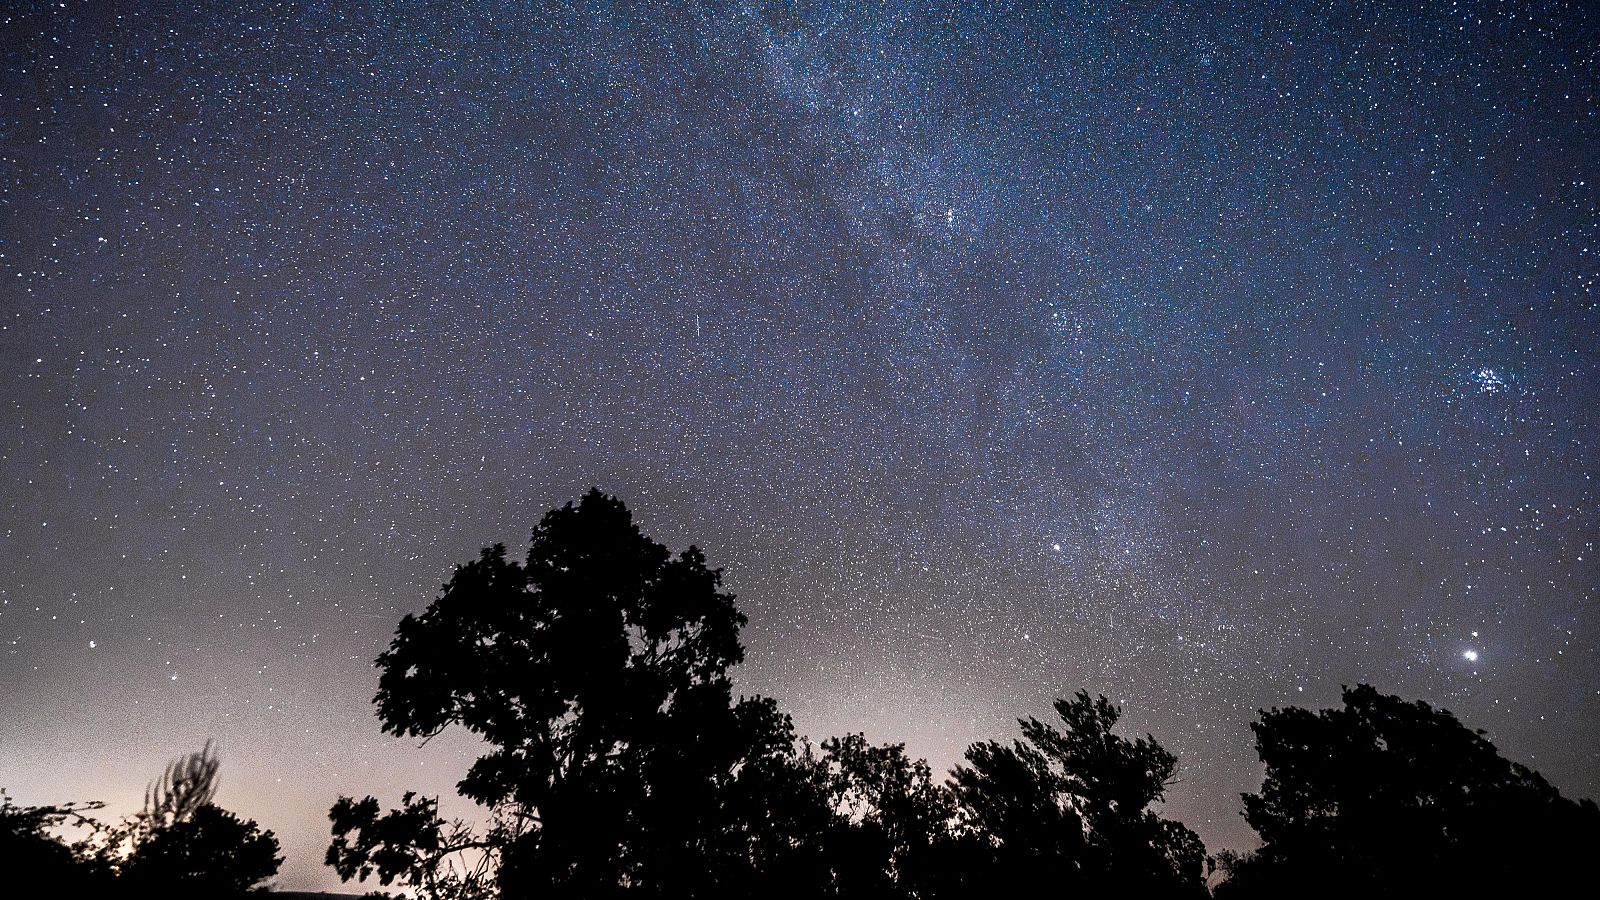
xmin=9 ymin=493 xmax=1596 ymax=897
xmin=332 ymin=490 xmax=1221 ymax=899
xmin=1217 ymin=684 xmax=1600 ymax=898
xmin=319 ymin=491 xmax=1595 ymax=899
xmin=949 ymin=691 xmax=1207 ymax=898
xmin=342 ymin=488 xmax=829 ymax=897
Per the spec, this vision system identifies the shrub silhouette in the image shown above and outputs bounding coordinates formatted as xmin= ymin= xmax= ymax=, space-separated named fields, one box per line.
xmin=120 ymin=802 xmax=282 ymax=897
xmin=138 ymin=740 xmax=220 ymax=837
xmin=0 ymin=745 xmax=280 ymax=897
xmin=118 ymin=743 xmax=281 ymax=897
xmin=818 ymin=733 xmax=957 ymax=898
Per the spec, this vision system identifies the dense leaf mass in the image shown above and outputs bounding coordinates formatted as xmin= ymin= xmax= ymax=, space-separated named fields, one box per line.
xmin=369 ymin=489 xmax=818 ymax=896
xmin=1217 ymin=684 xmax=1600 ymax=898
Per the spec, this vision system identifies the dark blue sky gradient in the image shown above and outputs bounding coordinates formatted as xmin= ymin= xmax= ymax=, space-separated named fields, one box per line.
xmin=2 ymin=1 xmax=1596 ymax=890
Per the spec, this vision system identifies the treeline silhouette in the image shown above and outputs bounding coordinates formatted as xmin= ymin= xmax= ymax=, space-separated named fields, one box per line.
xmin=5 ymin=490 xmax=1595 ymax=898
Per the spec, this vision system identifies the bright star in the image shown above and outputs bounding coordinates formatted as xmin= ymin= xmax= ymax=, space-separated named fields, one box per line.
xmin=1463 ymin=649 xmax=1479 ymax=663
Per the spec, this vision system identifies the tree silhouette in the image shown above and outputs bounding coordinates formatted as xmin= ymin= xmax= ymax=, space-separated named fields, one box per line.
xmin=617 ymin=693 xmax=844 ymax=898
xmin=1217 ymin=684 xmax=1600 ymax=898
xmin=948 ymin=691 xmax=1207 ymax=897
xmin=345 ymin=489 xmax=829 ymax=898
xmin=333 ymin=492 xmax=1238 ymax=898
xmin=819 ymin=734 xmax=956 ymax=898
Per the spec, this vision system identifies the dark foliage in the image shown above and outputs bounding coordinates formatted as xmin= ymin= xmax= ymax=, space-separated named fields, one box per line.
xmin=138 ymin=739 xmax=220 ymax=839
xmin=326 ymin=791 xmax=499 ymax=899
xmin=1 ymin=746 xmax=280 ymax=898
xmin=0 ymin=790 xmax=115 ymax=896
xmin=948 ymin=692 xmax=1208 ymax=898
xmin=337 ymin=491 xmax=1222 ymax=899
xmin=14 ymin=493 xmax=1598 ymax=897
xmin=819 ymin=733 xmax=957 ymax=898
xmin=120 ymin=802 xmax=283 ymax=897
xmin=1216 ymin=684 xmax=1600 ymax=898
xmin=325 ymin=490 xmax=1597 ymax=899
xmin=351 ymin=489 xmax=832 ymax=898
xmin=118 ymin=743 xmax=282 ymax=897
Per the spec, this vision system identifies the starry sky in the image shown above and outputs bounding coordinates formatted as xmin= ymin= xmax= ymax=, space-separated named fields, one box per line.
xmin=2 ymin=0 xmax=1597 ymax=891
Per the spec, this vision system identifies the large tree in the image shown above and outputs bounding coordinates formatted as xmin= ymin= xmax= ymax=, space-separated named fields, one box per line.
xmin=1218 ymin=684 xmax=1600 ymax=898
xmin=334 ymin=489 xmax=830 ymax=898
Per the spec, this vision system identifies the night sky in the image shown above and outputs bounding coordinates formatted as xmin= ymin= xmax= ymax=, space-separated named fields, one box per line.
xmin=3 ymin=1 xmax=1597 ymax=892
